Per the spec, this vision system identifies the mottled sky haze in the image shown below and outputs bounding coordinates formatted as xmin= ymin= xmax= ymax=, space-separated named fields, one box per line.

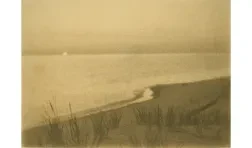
xmin=22 ymin=0 xmax=230 ymax=54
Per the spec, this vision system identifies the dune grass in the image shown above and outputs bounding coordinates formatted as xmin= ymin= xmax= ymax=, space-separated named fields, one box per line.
xmin=89 ymin=112 xmax=110 ymax=147
xmin=23 ymin=77 xmax=230 ymax=147
xmin=128 ymin=134 xmax=141 ymax=147
xmin=89 ymin=110 xmax=123 ymax=146
xmin=144 ymin=126 xmax=165 ymax=148
xmin=164 ymin=106 xmax=176 ymax=128
xmin=107 ymin=111 xmax=123 ymax=129
xmin=38 ymin=99 xmax=225 ymax=147
xmin=128 ymin=128 xmax=165 ymax=148
xmin=42 ymin=99 xmax=64 ymax=146
xmin=128 ymin=105 xmax=226 ymax=147
xmin=133 ymin=105 xmax=163 ymax=128
xmin=64 ymin=103 xmax=90 ymax=146
xmin=132 ymin=104 xmax=223 ymax=138
xmin=41 ymin=100 xmax=124 ymax=147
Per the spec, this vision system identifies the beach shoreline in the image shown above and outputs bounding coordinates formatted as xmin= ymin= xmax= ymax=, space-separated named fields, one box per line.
xmin=22 ymin=75 xmax=229 ymax=130
xmin=22 ymin=76 xmax=230 ymax=147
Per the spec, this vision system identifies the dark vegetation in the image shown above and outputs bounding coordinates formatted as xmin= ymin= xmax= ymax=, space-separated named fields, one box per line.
xmin=22 ymin=77 xmax=230 ymax=147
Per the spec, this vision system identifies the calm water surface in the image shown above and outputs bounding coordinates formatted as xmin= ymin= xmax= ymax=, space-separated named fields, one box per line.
xmin=22 ymin=53 xmax=230 ymax=129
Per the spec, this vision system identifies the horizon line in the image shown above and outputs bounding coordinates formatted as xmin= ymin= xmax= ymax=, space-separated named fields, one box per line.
xmin=22 ymin=52 xmax=230 ymax=56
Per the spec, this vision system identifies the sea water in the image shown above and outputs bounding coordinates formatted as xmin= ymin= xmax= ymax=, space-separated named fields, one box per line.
xmin=22 ymin=53 xmax=230 ymax=129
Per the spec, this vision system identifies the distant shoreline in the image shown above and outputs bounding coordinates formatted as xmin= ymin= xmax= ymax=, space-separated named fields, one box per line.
xmin=22 ymin=52 xmax=230 ymax=56
xmin=22 ymin=75 xmax=230 ymax=147
xmin=22 ymin=75 xmax=230 ymax=131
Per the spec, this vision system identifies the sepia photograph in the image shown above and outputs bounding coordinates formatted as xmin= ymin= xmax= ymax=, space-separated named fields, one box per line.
xmin=21 ymin=0 xmax=230 ymax=147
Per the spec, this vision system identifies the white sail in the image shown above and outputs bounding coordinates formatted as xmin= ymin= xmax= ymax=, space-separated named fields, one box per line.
xmin=62 ymin=52 xmax=68 ymax=56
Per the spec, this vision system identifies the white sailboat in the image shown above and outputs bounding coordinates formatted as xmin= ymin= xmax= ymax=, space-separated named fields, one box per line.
xmin=62 ymin=52 xmax=68 ymax=56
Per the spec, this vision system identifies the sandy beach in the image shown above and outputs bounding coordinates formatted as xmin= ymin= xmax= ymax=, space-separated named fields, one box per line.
xmin=22 ymin=76 xmax=230 ymax=147
xmin=22 ymin=54 xmax=230 ymax=130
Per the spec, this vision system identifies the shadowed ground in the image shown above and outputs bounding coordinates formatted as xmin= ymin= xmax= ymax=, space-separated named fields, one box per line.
xmin=22 ymin=76 xmax=230 ymax=147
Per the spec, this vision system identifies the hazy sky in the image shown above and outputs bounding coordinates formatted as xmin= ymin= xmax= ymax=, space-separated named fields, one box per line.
xmin=22 ymin=0 xmax=230 ymax=54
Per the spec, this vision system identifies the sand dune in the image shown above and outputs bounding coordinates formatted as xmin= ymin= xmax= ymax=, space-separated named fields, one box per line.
xmin=22 ymin=76 xmax=230 ymax=147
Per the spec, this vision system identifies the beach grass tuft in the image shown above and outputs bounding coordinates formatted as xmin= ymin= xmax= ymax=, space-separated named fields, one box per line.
xmin=128 ymin=125 xmax=166 ymax=148
xmin=90 ymin=112 xmax=110 ymax=147
xmin=42 ymin=98 xmax=64 ymax=146
xmin=133 ymin=105 xmax=164 ymax=128
xmin=64 ymin=103 xmax=90 ymax=146
xmin=107 ymin=111 xmax=123 ymax=129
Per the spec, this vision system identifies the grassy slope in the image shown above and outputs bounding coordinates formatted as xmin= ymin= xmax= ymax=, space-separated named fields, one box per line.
xmin=102 ymin=76 xmax=230 ymax=147
xmin=22 ymin=76 xmax=230 ymax=147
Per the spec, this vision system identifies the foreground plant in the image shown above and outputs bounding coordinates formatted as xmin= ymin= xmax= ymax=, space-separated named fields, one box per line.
xmin=65 ymin=103 xmax=90 ymax=146
xmin=129 ymin=126 xmax=166 ymax=148
xmin=107 ymin=111 xmax=123 ymax=129
xmin=42 ymin=98 xmax=64 ymax=146
xmin=90 ymin=112 xmax=110 ymax=147
xmin=133 ymin=105 xmax=163 ymax=128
